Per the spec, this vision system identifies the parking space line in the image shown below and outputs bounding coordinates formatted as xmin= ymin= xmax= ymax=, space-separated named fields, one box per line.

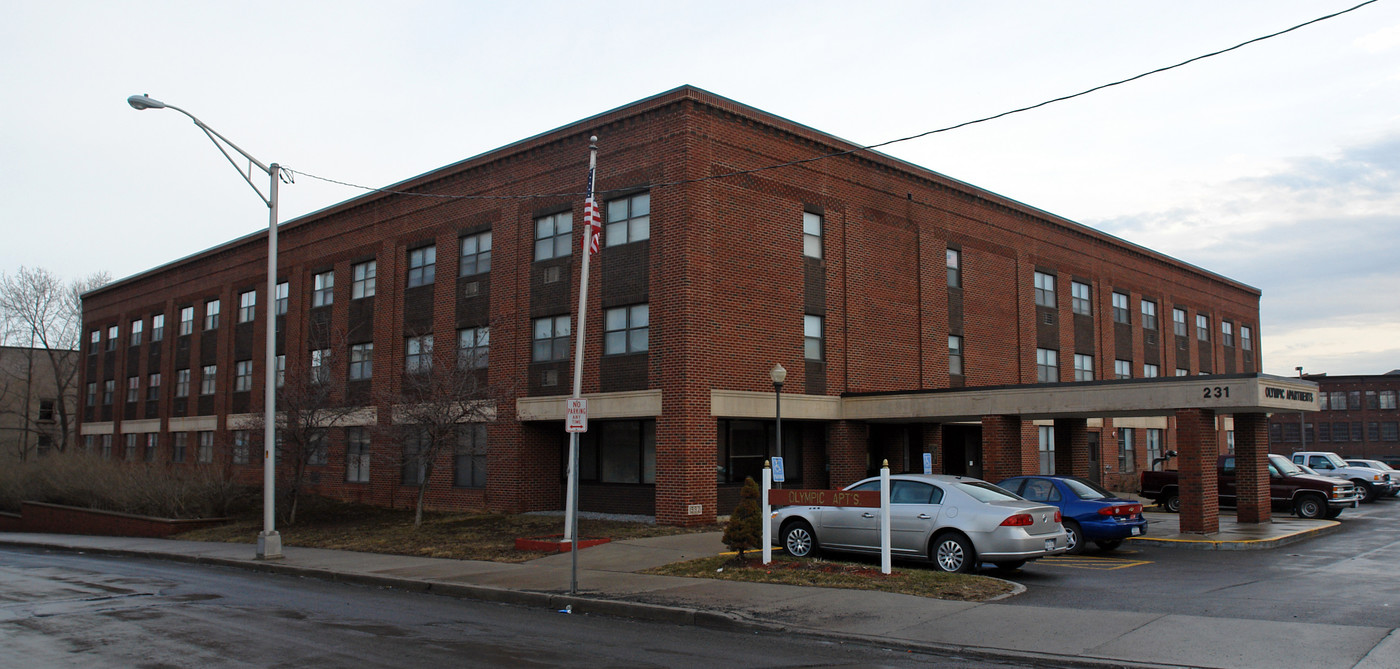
xmin=1040 ymin=555 xmax=1153 ymax=570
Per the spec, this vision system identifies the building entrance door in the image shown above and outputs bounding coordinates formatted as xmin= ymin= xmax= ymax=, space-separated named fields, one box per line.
xmin=941 ymin=425 xmax=982 ymax=479
xmin=1087 ymin=431 xmax=1102 ymax=485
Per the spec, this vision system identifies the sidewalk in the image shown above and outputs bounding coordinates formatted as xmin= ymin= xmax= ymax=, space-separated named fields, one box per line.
xmin=1 ymin=529 xmax=1394 ymax=669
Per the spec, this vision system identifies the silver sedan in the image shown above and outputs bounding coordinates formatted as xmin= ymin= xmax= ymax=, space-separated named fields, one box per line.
xmin=770 ymin=474 xmax=1068 ymax=572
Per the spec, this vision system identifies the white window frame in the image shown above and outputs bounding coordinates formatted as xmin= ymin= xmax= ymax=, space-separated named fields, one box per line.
xmin=604 ymin=305 xmax=649 ymax=355
xmin=1141 ymin=300 xmax=1157 ymax=330
xmin=460 ymin=231 xmax=492 ymax=276
xmin=1071 ymin=281 xmax=1091 ymax=316
xmin=532 ymin=316 xmax=571 ymax=362
xmin=352 ymin=260 xmax=377 ymax=299
xmin=406 ymin=335 xmax=434 ymax=373
xmin=605 ymin=192 xmax=650 ymax=247
xmin=457 ymin=327 xmax=489 ymax=369
xmin=235 ymin=360 xmax=253 ymax=392
xmin=200 ymin=365 xmax=216 ymax=395
xmin=239 ymin=290 xmax=256 ymax=323
xmin=349 ymin=343 xmax=374 ymax=380
xmin=804 ymin=315 xmax=823 ymax=361
xmin=1033 ymin=272 xmax=1056 ymax=308
xmin=803 ymin=212 xmax=822 ymax=259
xmin=180 ymin=306 xmax=194 ymax=336
xmin=1115 ymin=359 xmax=1132 ymax=380
xmin=205 ymin=300 xmax=220 ymax=330
xmin=312 ymin=271 xmax=334 ymax=308
xmin=949 ymin=335 xmax=963 ymax=376
xmin=1074 ymin=354 xmax=1093 ymax=382
xmin=1036 ymin=348 xmax=1058 ymax=383
xmin=407 ymin=246 xmax=436 ymax=288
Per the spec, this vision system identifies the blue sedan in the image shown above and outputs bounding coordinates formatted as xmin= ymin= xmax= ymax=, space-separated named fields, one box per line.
xmin=996 ymin=476 xmax=1147 ymax=554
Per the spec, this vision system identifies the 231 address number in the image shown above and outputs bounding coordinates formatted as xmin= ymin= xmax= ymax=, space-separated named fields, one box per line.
xmin=1202 ymin=386 xmax=1230 ymax=399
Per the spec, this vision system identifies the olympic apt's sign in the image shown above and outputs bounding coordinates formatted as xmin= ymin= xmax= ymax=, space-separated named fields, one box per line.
xmin=761 ymin=461 xmax=892 ymax=574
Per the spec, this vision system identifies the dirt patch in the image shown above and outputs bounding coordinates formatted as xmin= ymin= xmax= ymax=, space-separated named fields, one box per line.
xmin=644 ymin=554 xmax=1015 ymax=601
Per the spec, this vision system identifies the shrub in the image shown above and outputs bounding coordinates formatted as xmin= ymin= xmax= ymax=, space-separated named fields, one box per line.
xmin=722 ymin=476 xmax=763 ymax=558
xmin=0 ymin=451 xmax=255 ymax=518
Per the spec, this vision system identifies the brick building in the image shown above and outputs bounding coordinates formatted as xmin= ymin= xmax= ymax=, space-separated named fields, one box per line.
xmin=1 ymin=345 xmax=78 ymax=461
xmin=80 ymin=86 xmax=1292 ymax=527
xmin=1270 ymin=371 xmax=1400 ymax=464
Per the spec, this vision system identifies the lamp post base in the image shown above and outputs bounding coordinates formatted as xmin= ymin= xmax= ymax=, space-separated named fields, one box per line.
xmin=257 ymin=531 xmax=283 ymax=560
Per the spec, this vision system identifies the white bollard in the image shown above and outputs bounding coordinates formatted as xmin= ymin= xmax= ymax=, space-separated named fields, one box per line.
xmin=763 ymin=461 xmax=772 ymax=565
xmin=880 ymin=459 xmax=891 ymax=575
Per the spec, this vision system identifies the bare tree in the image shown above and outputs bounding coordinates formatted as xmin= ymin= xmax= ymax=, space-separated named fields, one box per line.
xmin=376 ymin=333 xmax=498 ymax=527
xmin=0 ymin=267 xmax=110 ymax=453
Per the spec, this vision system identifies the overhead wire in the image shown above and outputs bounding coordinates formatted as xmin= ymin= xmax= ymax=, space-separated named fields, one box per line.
xmin=283 ymin=0 xmax=1380 ymax=201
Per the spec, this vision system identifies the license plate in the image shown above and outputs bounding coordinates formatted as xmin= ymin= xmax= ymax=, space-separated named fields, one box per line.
xmin=1131 ymin=527 xmax=1142 ymax=536
xmin=1045 ymin=538 xmax=1056 ymax=551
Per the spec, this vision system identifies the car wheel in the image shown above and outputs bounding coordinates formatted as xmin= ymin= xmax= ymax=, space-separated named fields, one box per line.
xmin=1324 ymin=507 xmax=1344 ymax=519
xmin=931 ymin=533 xmax=975 ymax=574
xmin=782 ymin=521 xmax=819 ymax=558
xmin=1294 ymin=494 xmax=1327 ymax=519
xmin=1353 ymin=481 xmax=1377 ymax=503
xmin=1095 ymin=539 xmax=1123 ymax=551
xmin=1063 ymin=520 xmax=1086 ymax=555
xmin=1163 ymin=492 xmax=1181 ymax=513
xmin=992 ymin=560 xmax=1026 ymax=571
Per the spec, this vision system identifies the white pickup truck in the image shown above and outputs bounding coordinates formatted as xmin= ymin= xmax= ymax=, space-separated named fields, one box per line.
xmin=1291 ymin=451 xmax=1397 ymax=503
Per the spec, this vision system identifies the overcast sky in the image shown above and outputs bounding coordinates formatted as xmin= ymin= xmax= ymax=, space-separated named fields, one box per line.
xmin=3 ymin=1 xmax=1396 ymax=376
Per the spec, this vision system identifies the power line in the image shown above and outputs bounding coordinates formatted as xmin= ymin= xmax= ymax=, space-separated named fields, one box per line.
xmin=285 ymin=0 xmax=1380 ymax=201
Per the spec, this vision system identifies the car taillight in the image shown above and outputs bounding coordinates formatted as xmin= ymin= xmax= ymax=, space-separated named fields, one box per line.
xmin=1054 ymin=510 xmax=1062 ymax=523
xmin=1000 ymin=513 xmax=1034 ymax=526
xmin=1097 ymin=504 xmax=1143 ymax=516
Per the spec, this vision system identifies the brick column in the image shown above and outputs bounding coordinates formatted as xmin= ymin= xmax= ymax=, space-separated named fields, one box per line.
xmin=1176 ymin=408 xmax=1219 ymax=534
xmin=921 ymin=423 xmax=943 ymax=474
xmin=828 ymin=421 xmax=868 ymax=488
xmin=1233 ymin=413 xmax=1271 ymax=523
xmin=1053 ymin=418 xmax=1089 ymax=478
xmin=982 ymin=415 xmax=1034 ymax=483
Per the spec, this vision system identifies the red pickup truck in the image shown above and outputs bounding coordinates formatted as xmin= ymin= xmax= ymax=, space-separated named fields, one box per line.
xmin=1140 ymin=454 xmax=1361 ymax=519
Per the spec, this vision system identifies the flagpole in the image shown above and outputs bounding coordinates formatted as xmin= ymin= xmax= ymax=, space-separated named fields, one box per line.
xmin=566 ymin=136 xmax=599 ymax=595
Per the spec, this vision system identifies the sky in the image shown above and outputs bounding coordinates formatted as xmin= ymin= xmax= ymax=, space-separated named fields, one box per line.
xmin=2 ymin=0 xmax=1397 ymax=376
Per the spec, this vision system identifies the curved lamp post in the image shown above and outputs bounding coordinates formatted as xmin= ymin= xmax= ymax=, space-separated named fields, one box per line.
xmin=770 ymin=363 xmax=786 ymax=489
xmin=128 ymin=94 xmax=284 ymax=559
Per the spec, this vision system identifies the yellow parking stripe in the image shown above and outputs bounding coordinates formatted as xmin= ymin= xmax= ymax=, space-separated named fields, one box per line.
xmin=1041 ymin=554 xmax=1153 ymax=570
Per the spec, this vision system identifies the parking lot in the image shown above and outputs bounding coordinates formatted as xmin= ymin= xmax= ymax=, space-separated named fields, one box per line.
xmin=1004 ymin=497 xmax=1400 ymax=627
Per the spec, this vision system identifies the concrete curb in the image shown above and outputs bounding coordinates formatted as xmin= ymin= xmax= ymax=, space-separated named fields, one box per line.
xmin=1 ymin=537 xmax=1186 ymax=669
xmin=1127 ymin=519 xmax=1342 ymax=550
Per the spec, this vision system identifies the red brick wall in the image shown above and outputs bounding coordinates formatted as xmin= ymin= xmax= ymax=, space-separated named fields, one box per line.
xmin=1177 ymin=408 xmax=1220 ymax=533
xmin=14 ymin=501 xmax=227 ymax=538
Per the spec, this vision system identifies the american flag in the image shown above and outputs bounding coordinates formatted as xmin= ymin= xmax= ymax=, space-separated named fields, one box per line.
xmin=582 ymin=167 xmax=602 ymax=255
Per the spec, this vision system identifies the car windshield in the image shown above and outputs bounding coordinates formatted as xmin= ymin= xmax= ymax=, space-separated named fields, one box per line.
xmin=1321 ymin=453 xmax=1349 ymax=469
xmin=1270 ymin=455 xmax=1304 ymax=476
xmin=955 ymin=481 xmax=1023 ymax=503
xmin=1062 ymin=477 xmax=1113 ymax=500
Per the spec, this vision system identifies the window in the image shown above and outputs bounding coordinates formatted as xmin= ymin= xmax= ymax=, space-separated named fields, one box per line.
xmin=239 ymin=290 xmax=256 ymax=322
xmin=406 ymin=335 xmax=434 ymax=373
xmin=1146 ymin=428 xmax=1163 ymax=466
xmin=148 ymin=373 xmax=161 ymax=401
xmin=460 ymin=231 xmax=492 ymax=276
xmin=1196 ymin=314 xmax=1210 ymax=341
xmin=1115 ymin=359 xmax=1132 ymax=380
xmin=205 ymin=300 xmax=220 ymax=330
xmin=804 ymin=315 xmax=823 ymax=361
xmin=126 ymin=376 xmax=139 ymax=403
xmin=275 ymin=282 xmax=289 ymax=315
xmin=152 ymin=314 xmax=165 ymax=342
xmin=102 ymin=380 xmax=114 ymax=405
xmin=349 ymin=343 xmax=373 ymax=380
xmin=1380 ymin=390 xmax=1397 ymax=410
xmin=949 ymin=335 xmax=963 ymax=376
xmin=107 ymin=325 xmax=118 ymax=351
xmin=1036 ymin=348 xmax=1058 ymax=383
xmin=1349 ymin=391 xmax=1361 ymax=410
xmin=1144 ymin=363 xmax=1160 ymax=378
xmin=1222 ymin=321 xmax=1234 ymax=347
xmin=454 ymin=423 xmax=488 ymax=488
xmin=100 ymin=434 xmax=112 ymax=459
xmin=1352 ymin=422 xmax=1364 ymax=441
xmin=578 ymin=420 xmax=656 ymax=484
xmin=232 ymin=430 xmax=250 ymax=465
xmin=201 ymin=365 xmax=216 ymax=395
xmin=1382 ymin=422 xmax=1399 ymax=442
xmin=946 ymin=249 xmax=961 ymax=288
xmin=401 ymin=433 xmax=426 ymax=485
xmin=308 ymin=430 xmax=328 ymax=466
xmin=86 ymin=382 xmax=96 ymax=407
xmin=145 ymin=433 xmax=158 ymax=462
xmin=1319 ymin=422 xmax=1331 ymax=442
xmin=197 ymin=431 xmax=214 ymax=464
xmin=346 ymin=427 xmax=371 ymax=482
xmin=604 ymin=305 xmax=649 ymax=355
xmin=89 ymin=330 xmax=100 ymax=354
xmin=1074 ymin=354 xmax=1093 ymax=382
xmin=38 ymin=399 xmax=54 ymax=422
xmin=1331 ymin=391 xmax=1347 ymax=410
xmin=352 ymin=260 xmax=376 ymax=299
xmin=276 ymin=354 xmax=285 ymax=388
xmin=1112 ymin=292 xmax=1130 ymax=324
xmin=1118 ymin=429 xmax=1134 ymax=473
xmin=1176 ymin=368 xmax=1189 ymax=377
xmin=407 ymin=246 xmax=436 ymax=287
xmin=235 ymin=360 xmax=253 ymax=392
xmin=1365 ymin=390 xmax=1379 ymax=410
xmin=1033 ymin=272 xmax=1056 ymax=308
xmin=1071 ymin=281 xmax=1091 ymax=315
xmin=172 ymin=433 xmax=187 ymax=463
xmin=310 ymin=349 xmax=331 ymax=384
xmin=130 ymin=319 xmax=143 ymax=346
xmin=534 ymin=212 xmax=572 ymax=261
xmin=180 ymin=306 xmax=194 ymax=335
xmin=1038 ymin=426 xmax=1055 ymax=475
xmin=1141 ymin=300 xmax=1157 ymax=330
xmin=1320 ymin=393 xmax=1330 ymax=411
xmin=457 ymin=328 xmax=488 ymax=369
xmin=532 ymin=316 xmax=570 ymax=362
xmin=605 ymin=192 xmax=650 ymax=247
xmin=1368 ymin=422 xmax=1380 ymax=442
xmin=312 ymin=271 xmax=334 ymax=307
xmin=1173 ymin=308 xmax=1187 ymax=337
xmin=803 ymin=212 xmax=822 ymax=259
xmin=125 ymin=433 xmax=139 ymax=461
xmin=1241 ymin=325 xmax=1252 ymax=351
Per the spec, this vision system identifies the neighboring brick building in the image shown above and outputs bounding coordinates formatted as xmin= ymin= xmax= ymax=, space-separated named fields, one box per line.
xmin=79 ymin=86 xmax=1272 ymax=525
xmin=1270 ymin=372 xmax=1400 ymax=464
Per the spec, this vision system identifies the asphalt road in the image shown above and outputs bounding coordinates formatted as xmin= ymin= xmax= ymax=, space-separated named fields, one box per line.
xmin=1005 ymin=497 xmax=1400 ymax=627
xmin=0 ymin=547 xmax=1047 ymax=669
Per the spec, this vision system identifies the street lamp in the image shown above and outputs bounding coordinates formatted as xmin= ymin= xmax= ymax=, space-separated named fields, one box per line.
xmin=1297 ymin=366 xmax=1307 ymax=451
xmin=770 ymin=363 xmax=786 ymax=489
xmin=128 ymin=94 xmax=285 ymax=560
